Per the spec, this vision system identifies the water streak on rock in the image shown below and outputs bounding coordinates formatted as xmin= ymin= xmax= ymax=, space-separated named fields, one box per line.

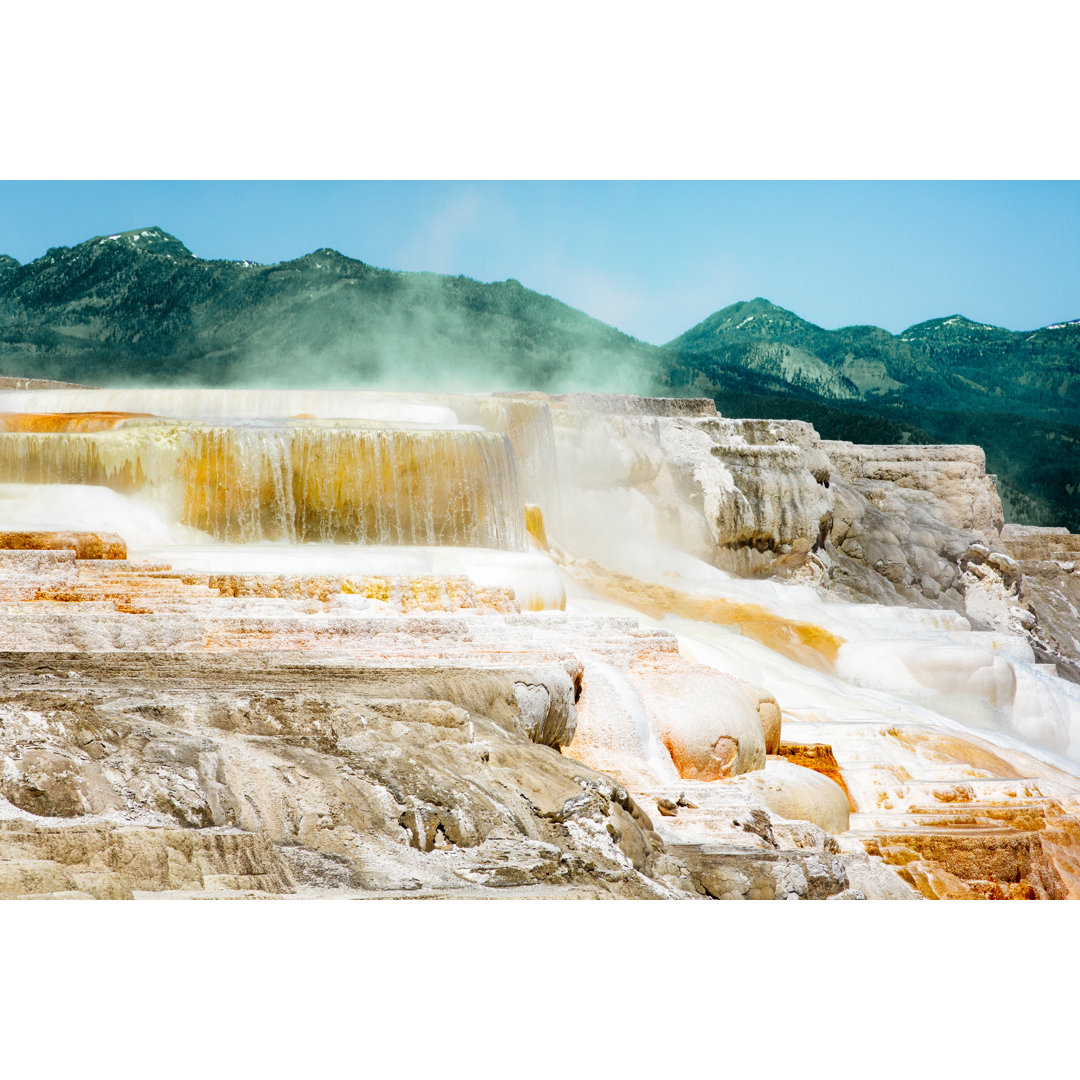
xmin=564 ymin=555 xmax=844 ymax=670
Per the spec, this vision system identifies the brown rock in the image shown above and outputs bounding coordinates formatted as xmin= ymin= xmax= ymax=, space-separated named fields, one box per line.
xmin=776 ymin=742 xmax=855 ymax=811
xmin=0 ymin=749 xmax=125 ymax=817
xmin=0 ymin=530 xmax=127 ymax=559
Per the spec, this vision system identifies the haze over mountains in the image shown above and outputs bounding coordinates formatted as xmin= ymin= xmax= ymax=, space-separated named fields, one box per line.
xmin=1 ymin=227 xmax=1077 ymax=529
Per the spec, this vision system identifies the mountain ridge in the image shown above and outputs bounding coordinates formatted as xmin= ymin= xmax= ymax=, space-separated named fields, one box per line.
xmin=671 ymin=297 xmax=1079 ymax=342
xmin=665 ymin=295 xmax=1079 ymax=531
xmin=0 ymin=226 xmax=665 ymax=393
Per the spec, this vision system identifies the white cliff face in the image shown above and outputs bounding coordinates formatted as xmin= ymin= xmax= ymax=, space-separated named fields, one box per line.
xmin=1 ymin=387 xmax=1079 ymax=899
xmin=821 ymin=442 xmax=1004 ymax=536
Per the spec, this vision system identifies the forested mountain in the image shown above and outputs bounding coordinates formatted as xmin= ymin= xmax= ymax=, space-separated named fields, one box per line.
xmin=665 ymin=299 xmax=1080 ymax=530
xmin=0 ymin=228 xmax=665 ymax=393
xmin=667 ymin=297 xmax=1078 ymax=423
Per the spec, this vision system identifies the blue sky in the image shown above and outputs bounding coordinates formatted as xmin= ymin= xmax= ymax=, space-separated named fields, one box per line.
xmin=1 ymin=181 xmax=1077 ymax=344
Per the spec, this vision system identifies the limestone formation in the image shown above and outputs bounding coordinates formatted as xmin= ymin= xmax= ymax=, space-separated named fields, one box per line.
xmin=1 ymin=387 xmax=1079 ymax=899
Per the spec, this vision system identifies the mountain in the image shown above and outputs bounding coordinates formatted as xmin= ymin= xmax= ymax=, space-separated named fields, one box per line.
xmin=664 ymin=299 xmax=1080 ymax=530
xmin=0 ymin=231 xmax=1077 ymax=529
xmin=0 ymin=227 xmax=666 ymax=394
xmin=667 ymin=298 xmax=1079 ymax=419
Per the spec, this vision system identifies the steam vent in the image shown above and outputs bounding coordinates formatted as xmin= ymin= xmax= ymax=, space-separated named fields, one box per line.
xmin=3 ymin=383 xmax=1080 ymax=899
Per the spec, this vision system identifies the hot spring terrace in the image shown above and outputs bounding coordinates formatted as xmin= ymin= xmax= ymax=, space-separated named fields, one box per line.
xmin=1 ymin=386 xmax=1080 ymax=899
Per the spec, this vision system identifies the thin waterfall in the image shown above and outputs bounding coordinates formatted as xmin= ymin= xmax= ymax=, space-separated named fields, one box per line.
xmin=0 ymin=420 xmax=526 ymax=550
xmin=436 ymin=393 xmax=562 ymax=529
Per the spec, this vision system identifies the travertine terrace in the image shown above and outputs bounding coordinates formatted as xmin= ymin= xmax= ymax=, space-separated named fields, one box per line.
xmin=1 ymin=385 xmax=1079 ymax=899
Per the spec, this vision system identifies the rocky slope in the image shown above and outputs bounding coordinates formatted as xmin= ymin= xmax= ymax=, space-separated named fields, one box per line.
xmin=545 ymin=395 xmax=1078 ymax=683
xmin=546 ymin=396 xmax=1080 ymax=898
xmin=0 ymin=542 xmax=890 ymax=900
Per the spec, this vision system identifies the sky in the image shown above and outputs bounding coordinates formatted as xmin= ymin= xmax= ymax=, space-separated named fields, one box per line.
xmin=1 ymin=181 xmax=1077 ymax=345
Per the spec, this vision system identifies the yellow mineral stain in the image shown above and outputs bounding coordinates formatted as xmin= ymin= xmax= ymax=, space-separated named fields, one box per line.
xmin=866 ymin=829 xmax=1065 ymax=899
xmin=519 ymin=591 xmax=565 ymax=612
xmin=179 ymin=425 xmax=525 ymax=547
xmin=883 ymin=727 xmax=1026 ymax=779
xmin=565 ymin=557 xmax=843 ymax=670
xmin=909 ymin=805 xmax=1052 ymax=831
xmin=0 ymin=429 xmax=154 ymax=493
xmin=931 ymin=785 xmax=975 ymax=804
xmin=1039 ymin=816 xmax=1080 ymax=898
xmin=861 ymin=731 xmax=1080 ymax=897
xmin=210 ymin=573 xmax=519 ymax=613
xmin=0 ymin=530 xmax=127 ymax=559
xmin=0 ymin=421 xmax=527 ymax=549
xmin=525 ymin=504 xmax=550 ymax=551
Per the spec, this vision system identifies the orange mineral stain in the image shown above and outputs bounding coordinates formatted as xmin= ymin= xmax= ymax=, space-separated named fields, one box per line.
xmin=776 ymin=742 xmax=855 ymax=810
xmin=565 ymin=557 xmax=843 ymax=670
xmin=0 ymin=411 xmax=152 ymax=432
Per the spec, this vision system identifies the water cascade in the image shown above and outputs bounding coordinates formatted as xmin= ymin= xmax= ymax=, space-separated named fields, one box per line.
xmin=0 ymin=416 xmax=526 ymax=549
xmin=435 ymin=394 xmax=561 ymax=518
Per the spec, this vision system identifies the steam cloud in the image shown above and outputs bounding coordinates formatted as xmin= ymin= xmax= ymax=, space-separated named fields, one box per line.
xmin=137 ymin=263 xmax=669 ymax=397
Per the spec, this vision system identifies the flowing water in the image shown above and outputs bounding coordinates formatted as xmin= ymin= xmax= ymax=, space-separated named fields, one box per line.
xmin=0 ymin=416 xmax=524 ymax=549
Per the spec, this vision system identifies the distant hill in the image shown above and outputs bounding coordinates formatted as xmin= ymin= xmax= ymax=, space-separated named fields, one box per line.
xmin=663 ymin=298 xmax=1080 ymax=530
xmin=0 ymin=227 xmax=666 ymax=394
xmin=667 ymin=298 xmax=1079 ymax=420
xmin=0 ymin=232 xmax=1076 ymax=529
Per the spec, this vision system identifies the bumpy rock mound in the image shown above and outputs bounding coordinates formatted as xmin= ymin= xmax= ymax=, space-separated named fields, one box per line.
xmin=0 ymin=650 xmax=683 ymax=898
